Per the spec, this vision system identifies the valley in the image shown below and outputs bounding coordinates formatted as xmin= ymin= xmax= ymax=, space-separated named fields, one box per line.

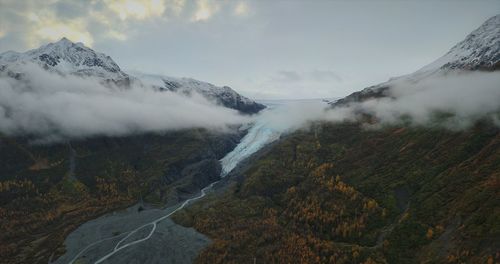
xmin=0 ymin=130 xmax=242 ymax=263
xmin=54 ymin=103 xmax=290 ymax=264
xmin=0 ymin=5 xmax=498 ymax=264
xmin=173 ymin=121 xmax=500 ymax=263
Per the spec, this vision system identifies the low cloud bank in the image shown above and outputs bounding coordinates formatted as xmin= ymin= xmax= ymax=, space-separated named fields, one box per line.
xmin=1 ymin=66 xmax=498 ymax=143
xmin=0 ymin=64 xmax=248 ymax=142
xmin=255 ymin=71 xmax=500 ymax=133
xmin=255 ymin=100 xmax=329 ymax=133
xmin=340 ymin=71 xmax=500 ymax=129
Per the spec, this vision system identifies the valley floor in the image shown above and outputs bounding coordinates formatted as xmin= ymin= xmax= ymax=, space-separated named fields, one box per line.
xmin=56 ymin=106 xmax=286 ymax=263
xmin=54 ymin=203 xmax=209 ymax=264
xmin=0 ymin=129 xmax=242 ymax=263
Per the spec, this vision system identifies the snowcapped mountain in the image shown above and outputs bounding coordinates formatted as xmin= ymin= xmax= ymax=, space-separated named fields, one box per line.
xmin=0 ymin=37 xmax=130 ymax=85
xmin=0 ymin=38 xmax=265 ymax=114
xmin=130 ymin=72 xmax=265 ymax=114
xmin=417 ymin=14 xmax=499 ymax=73
xmin=334 ymin=14 xmax=500 ymax=107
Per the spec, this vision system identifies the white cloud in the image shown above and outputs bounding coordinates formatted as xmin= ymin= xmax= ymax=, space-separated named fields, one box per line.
xmin=0 ymin=63 xmax=249 ymax=142
xmin=27 ymin=12 xmax=94 ymax=47
xmin=234 ymin=1 xmax=249 ymax=17
xmin=251 ymin=71 xmax=500 ymax=134
xmin=191 ymin=0 xmax=220 ymax=22
xmin=168 ymin=0 xmax=186 ymax=15
xmin=0 ymin=28 xmax=6 ymax=39
xmin=0 ymin=4 xmax=96 ymax=48
xmin=323 ymin=71 xmax=500 ymax=129
xmin=104 ymin=0 xmax=167 ymax=20
xmin=0 ymin=0 xmax=248 ymax=50
xmin=107 ymin=30 xmax=128 ymax=41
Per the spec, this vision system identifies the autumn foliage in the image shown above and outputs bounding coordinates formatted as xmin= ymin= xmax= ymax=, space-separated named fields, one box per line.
xmin=174 ymin=122 xmax=500 ymax=264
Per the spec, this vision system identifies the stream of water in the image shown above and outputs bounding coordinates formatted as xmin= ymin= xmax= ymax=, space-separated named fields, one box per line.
xmin=60 ymin=103 xmax=288 ymax=264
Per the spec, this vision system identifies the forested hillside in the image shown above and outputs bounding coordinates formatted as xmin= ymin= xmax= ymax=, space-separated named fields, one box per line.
xmin=174 ymin=121 xmax=500 ymax=263
xmin=0 ymin=129 xmax=241 ymax=263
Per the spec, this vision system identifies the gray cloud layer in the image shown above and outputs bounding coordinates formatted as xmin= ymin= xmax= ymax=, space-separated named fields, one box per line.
xmin=343 ymin=72 xmax=500 ymax=129
xmin=0 ymin=64 xmax=248 ymax=142
xmin=0 ymin=62 xmax=498 ymax=144
xmin=259 ymin=71 xmax=500 ymax=132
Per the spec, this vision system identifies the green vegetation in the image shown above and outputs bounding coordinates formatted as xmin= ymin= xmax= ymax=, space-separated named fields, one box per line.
xmin=174 ymin=121 xmax=500 ymax=263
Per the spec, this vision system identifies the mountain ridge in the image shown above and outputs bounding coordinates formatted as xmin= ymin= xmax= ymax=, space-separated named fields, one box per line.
xmin=171 ymin=15 xmax=500 ymax=264
xmin=0 ymin=37 xmax=129 ymax=83
xmin=129 ymin=71 xmax=266 ymax=114
xmin=0 ymin=38 xmax=265 ymax=114
xmin=333 ymin=14 xmax=500 ymax=107
xmin=416 ymin=14 xmax=500 ymax=73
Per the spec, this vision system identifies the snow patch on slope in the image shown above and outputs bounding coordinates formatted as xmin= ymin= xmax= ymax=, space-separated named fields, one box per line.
xmin=417 ymin=14 xmax=499 ymax=73
xmin=129 ymin=72 xmax=265 ymax=114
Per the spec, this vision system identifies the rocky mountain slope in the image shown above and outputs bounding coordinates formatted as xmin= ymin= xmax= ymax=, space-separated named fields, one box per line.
xmin=416 ymin=14 xmax=499 ymax=73
xmin=175 ymin=121 xmax=500 ymax=264
xmin=0 ymin=38 xmax=265 ymax=114
xmin=0 ymin=37 xmax=130 ymax=85
xmin=0 ymin=129 xmax=243 ymax=263
xmin=0 ymin=38 xmax=264 ymax=263
xmin=131 ymin=72 xmax=265 ymax=114
xmin=173 ymin=15 xmax=500 ymax=264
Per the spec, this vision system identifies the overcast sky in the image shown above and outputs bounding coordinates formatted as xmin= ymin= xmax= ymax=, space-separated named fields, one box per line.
xmin=0 ymin=0 xmax=499 ymax=99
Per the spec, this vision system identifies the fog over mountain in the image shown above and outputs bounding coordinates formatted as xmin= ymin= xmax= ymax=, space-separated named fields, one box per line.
xmin=266 ymin=15 xmax=500 ymax=131
xmin=1 ymin=14 xmax=499 ymax=143
xmin=0 ymin=63 xmax=249 ymax=142
xmin=0 ymin=2 xmax=499 ymax=264
xmin=0 ymin=37 xmax=266 ymax=142
xmin=256 ymin=71 xmax=500 ymax=134
xmin=326 ymin=71 xmax=500 ymax=128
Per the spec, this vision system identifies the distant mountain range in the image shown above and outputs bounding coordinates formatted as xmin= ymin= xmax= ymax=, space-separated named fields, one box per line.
xmin=0 ymin=34 xmax=265 ymax=264
xmin=0 ymin=40 xmax=256 ymax=263
xmin=0 ymin=12 xmax=498 ymax=264
xmin=0 ymin=38 xmax=265 ymax=114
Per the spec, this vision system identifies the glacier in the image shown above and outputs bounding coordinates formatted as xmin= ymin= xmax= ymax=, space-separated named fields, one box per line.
xmin=220 ymin=111 xmax=281 ymax=176
xmin=59 ymin=100 xmax=328 ymax=264
xmin=220 ymin=99 xmax=326 ymax=176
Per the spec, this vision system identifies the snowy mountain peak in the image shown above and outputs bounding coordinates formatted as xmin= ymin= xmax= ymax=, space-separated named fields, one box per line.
xmin=56 ymin=37 xmax=72 ymax=44
xmin=417 ymin=14 xmax=500 ymax=73
xmin=0 ymin=38 xmax=265 ymax=114
xmin=333 ymin=15 xmax=500 ymax=107
xmin=0 ymin=37 xmax=129 ymax=83
xmin=37 ymin=37 xmax=87 ymax=53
